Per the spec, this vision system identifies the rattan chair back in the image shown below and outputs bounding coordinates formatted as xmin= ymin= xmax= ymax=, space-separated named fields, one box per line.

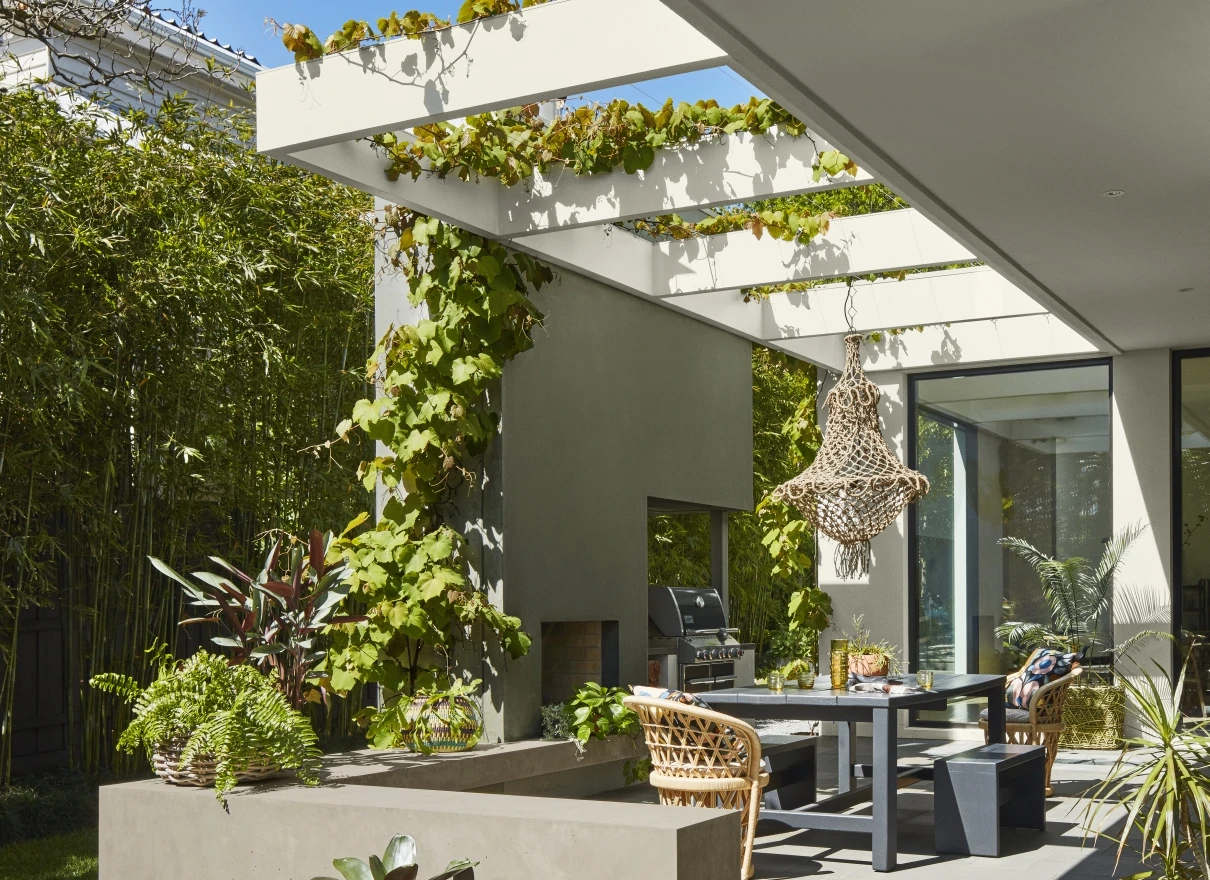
xmin=624 ymin=695 xmax=768 ymax=879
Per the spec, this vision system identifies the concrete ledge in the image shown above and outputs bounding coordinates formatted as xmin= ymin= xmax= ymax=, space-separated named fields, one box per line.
xmin=100 ymin=778 xmax=739 ymax=880
xmin=323 ymin=736 xmax=645 ymax=798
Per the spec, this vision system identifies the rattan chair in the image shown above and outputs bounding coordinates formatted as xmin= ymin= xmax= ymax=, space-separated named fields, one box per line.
xmin=978 ymin=656 xmax=1082 ymax=796
xmin=624 ymin=695 xmax=769 ymax=880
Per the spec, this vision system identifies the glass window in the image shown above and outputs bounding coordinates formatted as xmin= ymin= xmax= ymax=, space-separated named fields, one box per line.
xmin=910 ymin=363 xmax=1112 ymax=725
xmin=1177 ymin=353 xmax=1210 ymax=717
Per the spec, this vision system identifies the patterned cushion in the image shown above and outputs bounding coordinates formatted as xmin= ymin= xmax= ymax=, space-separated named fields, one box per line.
xmin=628 ymin=684 xmax=709 ymax=708
xmin=1004 ymin=648 xmax=1079 ymax=709
xmin=979 ymin=707 xmax=1032 ymax=725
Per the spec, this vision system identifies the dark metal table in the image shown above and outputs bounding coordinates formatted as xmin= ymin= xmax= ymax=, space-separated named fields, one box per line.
xmin=698 ymin=673 xmax=1006 ymax=872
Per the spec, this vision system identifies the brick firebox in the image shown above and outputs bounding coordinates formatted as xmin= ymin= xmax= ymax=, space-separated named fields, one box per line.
xmin=540 ymin=621 xmax=619 ymax=704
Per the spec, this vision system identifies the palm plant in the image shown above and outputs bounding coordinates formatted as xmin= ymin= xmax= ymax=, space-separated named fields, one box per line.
xmin=1083 ymin=659 xmax=1210 ymax=879
xmin=996 ymin=523 xmax=1144 ymax=656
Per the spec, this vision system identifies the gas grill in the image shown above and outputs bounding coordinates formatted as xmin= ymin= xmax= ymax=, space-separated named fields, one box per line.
xmin=647 ymin=586 xmax=755 ymax=692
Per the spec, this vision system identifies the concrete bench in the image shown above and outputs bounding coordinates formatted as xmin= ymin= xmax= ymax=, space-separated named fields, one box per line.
xmin=759 ymin=734 xmax=818 ymax=811
xmin=934 ymin=743 xmax=1047 ymax=857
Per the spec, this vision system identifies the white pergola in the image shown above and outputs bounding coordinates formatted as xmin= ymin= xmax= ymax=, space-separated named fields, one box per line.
xmin=255 ymin=0 xmax=1100 ymax=373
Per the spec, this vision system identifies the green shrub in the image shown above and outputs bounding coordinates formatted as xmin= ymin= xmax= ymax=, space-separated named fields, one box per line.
xmin=0 ymin=773 xmax=97 ymax=848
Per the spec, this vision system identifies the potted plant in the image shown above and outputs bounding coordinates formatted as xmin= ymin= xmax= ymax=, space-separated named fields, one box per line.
xmin=1082 ymin=658 xmax=1210 ymax=878
xmin=561 ymin=682 xmax=650 ymax=785
xmin=768 ymin=628 xmax=819 ymax=688
xmin=842 ymin=615 xmax=900 ymax=678
xmin=90 ymin=650 xmax=322 ymax=802
xmin=362 ymin=677 xmax=484 ymax=754
xmin=996 ymin=524 xmax=1143 ymax=749
xmin=315 ymin=834 xmax=475 ymax=880
xmin=150 ymin=527 xmax=365 ymax=710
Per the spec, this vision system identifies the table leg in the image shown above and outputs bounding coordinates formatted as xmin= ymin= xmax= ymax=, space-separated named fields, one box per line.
xmin=986 ymin=685 xmax=1006 ymax=745
xmin=837 ymin=720 xmax=857 ymax=794
xmin=871 ymin=707 xmax=897 ymax=872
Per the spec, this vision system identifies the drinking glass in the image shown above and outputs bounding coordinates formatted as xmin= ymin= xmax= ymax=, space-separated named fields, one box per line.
xmin=767 ymin=670 xmax=786 ymax=692
xmin=916 ymin=669 xmax=935 ymax=690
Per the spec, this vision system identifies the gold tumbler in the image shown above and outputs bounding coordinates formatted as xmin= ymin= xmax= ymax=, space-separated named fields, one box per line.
xmin=830 ymin=639 xmax=850 ymax=689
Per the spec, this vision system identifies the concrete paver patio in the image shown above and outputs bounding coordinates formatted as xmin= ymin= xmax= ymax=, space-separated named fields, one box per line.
xmin=598 ymin=734 xmax=1143 ymax=879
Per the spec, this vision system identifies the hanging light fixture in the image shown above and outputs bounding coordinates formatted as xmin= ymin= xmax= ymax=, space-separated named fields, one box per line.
xmin=772 ymin=293 xmax=929 ymax=579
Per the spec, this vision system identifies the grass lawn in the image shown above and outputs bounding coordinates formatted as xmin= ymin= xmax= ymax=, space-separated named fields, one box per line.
xmin=0 ymin=830 xmax=98 ymax=880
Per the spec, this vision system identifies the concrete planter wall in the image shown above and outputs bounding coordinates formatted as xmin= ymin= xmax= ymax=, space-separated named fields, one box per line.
xmin=100 ymin=738 xmax=727 ymax=880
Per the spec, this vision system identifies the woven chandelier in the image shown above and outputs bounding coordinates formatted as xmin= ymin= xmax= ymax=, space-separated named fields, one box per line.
xmin=773 ymin=333 xmax=929 ymax=579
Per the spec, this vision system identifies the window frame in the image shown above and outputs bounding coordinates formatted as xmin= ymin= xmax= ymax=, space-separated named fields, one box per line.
xmin=906 ymin=356 xmax=1113 ymax=727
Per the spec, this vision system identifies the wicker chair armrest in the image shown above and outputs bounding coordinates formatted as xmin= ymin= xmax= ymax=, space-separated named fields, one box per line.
xmin=1029 ymin=665 xmax=1082 ymax=726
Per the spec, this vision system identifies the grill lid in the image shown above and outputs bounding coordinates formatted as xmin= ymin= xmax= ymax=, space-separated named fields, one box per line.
xmin=648 ymin=586 xmax=728 ymax=637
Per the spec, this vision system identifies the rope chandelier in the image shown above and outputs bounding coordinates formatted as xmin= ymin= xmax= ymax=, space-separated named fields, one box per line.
xmin=772 ymin=287 xmax=929 ymax=579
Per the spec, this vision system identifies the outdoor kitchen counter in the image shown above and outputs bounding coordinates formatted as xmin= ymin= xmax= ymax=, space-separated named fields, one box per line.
xmin=698 ymin=673 xmax=1007 ymax=873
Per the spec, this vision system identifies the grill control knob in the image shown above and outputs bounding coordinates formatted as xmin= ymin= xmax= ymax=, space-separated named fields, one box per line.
xmin=696 ymin=648 xmax=708 ymax=661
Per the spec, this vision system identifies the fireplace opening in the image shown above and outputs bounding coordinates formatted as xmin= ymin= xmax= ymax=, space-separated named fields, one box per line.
xmin=540 ymin=620 xmax=619 ymax=704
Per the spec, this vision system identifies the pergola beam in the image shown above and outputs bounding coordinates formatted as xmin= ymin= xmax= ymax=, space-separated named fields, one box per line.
xmin=513 ymin=210 xmax=978 ymax=300
xmin=859 ymin=314 xmax=1098 ymax=373
xmin=256 ymin=0 xmax=725 ymax=157
xmin=503 ymin=128 xmax=873 ymax=236
xmin=664 ymin=267 xmax=1046 ymax=344
xmin=655 ymin=209 xmax=974 ymax=296
xmin=287 ymin=129 xmax=873 ymax=239
xmin=760 ymin=266 xmax=1044 ymax=340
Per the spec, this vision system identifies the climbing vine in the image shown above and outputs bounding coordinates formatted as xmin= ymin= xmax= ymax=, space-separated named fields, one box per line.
xmin=322 ymin=208 xmax=552 ymax=697
xmin=285 ymin=5 xmax=862 ymax=701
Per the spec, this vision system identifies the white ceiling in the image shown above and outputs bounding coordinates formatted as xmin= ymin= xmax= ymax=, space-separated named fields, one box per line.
xmin=661 ymin=0 xmax=1210 ymax=353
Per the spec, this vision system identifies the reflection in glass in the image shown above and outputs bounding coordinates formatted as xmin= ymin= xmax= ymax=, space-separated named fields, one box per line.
xmin=1178 ymin=355 xmax=1210 ymax=717
xmin=911 ymin=364 xmax=1112 ymax=725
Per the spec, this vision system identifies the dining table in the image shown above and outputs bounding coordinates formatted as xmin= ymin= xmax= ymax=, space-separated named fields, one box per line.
xmin=697 ymin=672 xmax=1007 ymax=872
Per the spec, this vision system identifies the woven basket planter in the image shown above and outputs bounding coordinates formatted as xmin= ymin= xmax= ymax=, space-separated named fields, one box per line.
xmin=1059 ymin=684 xmax=1125 ymax=750
xmin=152 ymin=742 xmax=280 ymax=788
xmin=404 ymin=694 xmax=483 ymax=753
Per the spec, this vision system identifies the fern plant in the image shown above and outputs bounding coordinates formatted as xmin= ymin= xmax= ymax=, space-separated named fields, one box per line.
xmin=996 ymin=523 xmax=1144 ymax=657
xmin=91 ymin=650 xmax=322 ymax=801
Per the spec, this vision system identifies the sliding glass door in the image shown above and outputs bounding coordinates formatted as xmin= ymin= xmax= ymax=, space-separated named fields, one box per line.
xmin=1176 ymin=351 xmax=1210 ymax=717
xmin=910 ymin=362 xmax=1112 ymax=726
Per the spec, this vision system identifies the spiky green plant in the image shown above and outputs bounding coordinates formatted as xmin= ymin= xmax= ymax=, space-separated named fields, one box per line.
xmin=996 ymin=523 xmax=1144 ymax=655
xmin=314 ymin=834 xmax=474 ymax=880
xmin=1083 ymin=660 xmax=1210 ymax=880
xmin=90 ymin=651 xmax=321 ymax=801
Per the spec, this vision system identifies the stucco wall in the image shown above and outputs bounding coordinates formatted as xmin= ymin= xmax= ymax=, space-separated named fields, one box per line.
xmin=489 ymin=269 xmax=754 ymax=739
xmin=1112 ymin=349 xmax=1175 ymax=734
xmin=376 ymin=249 xmax=754 ymax=741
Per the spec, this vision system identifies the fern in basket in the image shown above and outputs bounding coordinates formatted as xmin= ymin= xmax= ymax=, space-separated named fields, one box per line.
xmin=91 ymin=650 xmax=322 ymax=801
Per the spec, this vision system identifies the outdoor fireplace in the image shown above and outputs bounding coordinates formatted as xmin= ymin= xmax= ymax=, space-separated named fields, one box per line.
xmin=540 ymin=621 xmax=619 ymax=704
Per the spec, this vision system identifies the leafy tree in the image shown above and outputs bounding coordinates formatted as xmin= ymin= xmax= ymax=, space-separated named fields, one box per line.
xmin=0 ymin=86 xmax=374 ymax=777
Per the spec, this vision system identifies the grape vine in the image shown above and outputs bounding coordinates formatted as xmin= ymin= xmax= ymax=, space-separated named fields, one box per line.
xmin=282 ymin=4 xmax=862 ymax=721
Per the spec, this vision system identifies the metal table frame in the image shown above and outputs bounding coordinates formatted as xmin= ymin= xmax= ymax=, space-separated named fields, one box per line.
xmin=699 ymin=673 xmax=1006 ymax=872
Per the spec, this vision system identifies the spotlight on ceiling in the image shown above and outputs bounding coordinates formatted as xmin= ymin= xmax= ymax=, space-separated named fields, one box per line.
xmin=1102 ymin=190 xmax=1125 ymax=197
xmin=1179 ymin=287 xmax=1195 ymax=293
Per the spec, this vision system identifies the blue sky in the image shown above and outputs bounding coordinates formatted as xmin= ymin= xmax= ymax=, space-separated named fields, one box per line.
xmin=192 ymin=0 xmax=765 ymax=108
